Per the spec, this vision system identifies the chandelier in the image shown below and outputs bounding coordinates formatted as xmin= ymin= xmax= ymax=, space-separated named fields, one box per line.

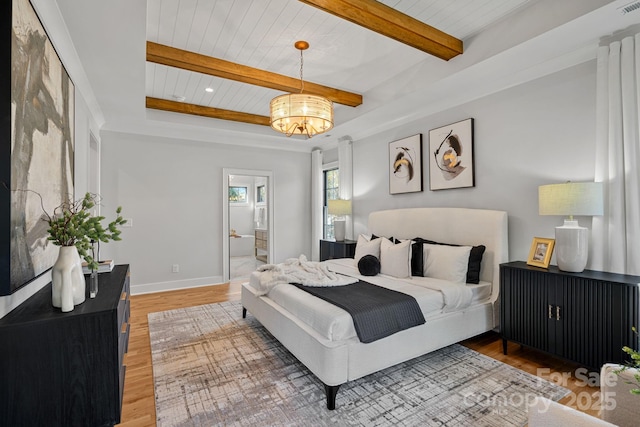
xmin=270 ymin=41 xmax=334 ymax=138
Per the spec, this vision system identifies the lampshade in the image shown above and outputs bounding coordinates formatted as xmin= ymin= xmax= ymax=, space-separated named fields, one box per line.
xmin=270 ymin=93 xmax=333 ymax=138
xmin=270 ymin=41 xmax=334 ymax=139
xmin=539 ymin=182 xmax=604 ymax=217
xmin=327 ymin=199 xmax=352 ymax=216
xmin=538 ymin=181 xmax=603 ymax=273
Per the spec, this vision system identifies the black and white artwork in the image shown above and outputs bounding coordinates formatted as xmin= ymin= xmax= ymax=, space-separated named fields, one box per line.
xmin=2 ymin=0 xmax=75 ymax=295
xmin=389 ymin=134 xmax=422 ymax=195
xmin=429 ymin=118 xmax=474 ymax=191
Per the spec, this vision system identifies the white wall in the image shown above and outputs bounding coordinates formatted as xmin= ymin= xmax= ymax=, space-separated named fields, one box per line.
xmin=352 ymin=61 xmax=597 ymax=264
xmin=98 ymin=131 xmax=311 ymax=294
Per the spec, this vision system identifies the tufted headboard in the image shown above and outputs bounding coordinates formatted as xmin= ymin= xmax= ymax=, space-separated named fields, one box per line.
xmin=368 ymin=207 xmax=508 ymax=304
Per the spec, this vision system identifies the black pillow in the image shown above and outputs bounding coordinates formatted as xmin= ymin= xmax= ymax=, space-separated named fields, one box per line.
xmin=413 ymin=237 xmax=486 ymax=284
xmin=390 ymin=238 xmax=423 ymax=277
xmin=358 ymin=255 xmax=380 ymax=276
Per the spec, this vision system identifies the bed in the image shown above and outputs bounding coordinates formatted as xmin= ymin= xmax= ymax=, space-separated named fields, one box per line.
xmin=241 ymin=207 xmax=508 ymax=409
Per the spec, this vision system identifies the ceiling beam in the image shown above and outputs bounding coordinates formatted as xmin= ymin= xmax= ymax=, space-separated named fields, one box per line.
xmin=147 ymin=42 xmax=363 ymax=107
xmin=298 ymin=0 xmax=463 ymax=60
xmin=146 ymin=97 xmax=271 ymax=127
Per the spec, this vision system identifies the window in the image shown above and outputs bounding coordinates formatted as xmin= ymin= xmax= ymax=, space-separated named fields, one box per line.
xmin=229 ymin=186 xmax=247 ymax=203
xmin=256 ymin=185 xmax=266 ymax=204
xmin=323 ymin=168 xmax=339 ymax=239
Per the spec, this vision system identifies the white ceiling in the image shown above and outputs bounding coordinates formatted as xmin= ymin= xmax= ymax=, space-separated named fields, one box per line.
xmin=145 ymin=0 xmax=530 ymax=114
xmin=49 ymin=0 xmax=640 ymax=152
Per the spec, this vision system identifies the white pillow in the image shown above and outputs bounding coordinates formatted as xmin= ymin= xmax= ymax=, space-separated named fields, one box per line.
xmin=423 ymin=243 xmax=471 ymax=284
xmin=380 ymin=238 xmax=411 ymax=278
xmin=354 ymin=234 xmax=381 ymax=264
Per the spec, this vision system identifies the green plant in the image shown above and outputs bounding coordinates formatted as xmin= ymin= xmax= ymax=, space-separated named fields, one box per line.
xmin=44 ymin=192 xmax=126 ymax=271
xmin=616 ymin=326 xmax=640 ymax=395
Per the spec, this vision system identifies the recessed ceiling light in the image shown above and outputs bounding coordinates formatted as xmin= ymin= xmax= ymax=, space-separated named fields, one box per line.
xmin=172 ymin=94 xmax=186 ymax=102
xmin=205 ymin=87 xmax=214 ymax=93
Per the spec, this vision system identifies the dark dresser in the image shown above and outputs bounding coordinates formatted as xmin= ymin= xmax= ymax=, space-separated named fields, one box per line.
xmin=0 ymin=264 xmax=131 ymax=426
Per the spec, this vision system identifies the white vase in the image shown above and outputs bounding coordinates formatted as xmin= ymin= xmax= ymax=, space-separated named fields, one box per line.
xmin=51 ymin=246 xmax=86 ymax=312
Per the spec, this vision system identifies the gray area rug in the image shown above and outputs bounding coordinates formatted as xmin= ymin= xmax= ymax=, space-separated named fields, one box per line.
xmin=149 ymin=301 xmax=569 ymax=426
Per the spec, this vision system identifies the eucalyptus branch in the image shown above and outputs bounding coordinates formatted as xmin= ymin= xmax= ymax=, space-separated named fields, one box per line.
xmin=615 ymin=326 xmax=640 ymax=395
xmin=4 ymin=184 xmax=126 ymax=271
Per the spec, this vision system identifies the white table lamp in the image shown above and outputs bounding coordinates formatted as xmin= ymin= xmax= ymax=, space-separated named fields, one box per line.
xmin=539 ymin=182 xmax=603 ymax=272
xmin=328 ymin=199 xmax=352 ymax=241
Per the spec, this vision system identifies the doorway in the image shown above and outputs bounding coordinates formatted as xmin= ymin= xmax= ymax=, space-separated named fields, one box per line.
xmin=222 ymin=168 xmax=273 ymax=282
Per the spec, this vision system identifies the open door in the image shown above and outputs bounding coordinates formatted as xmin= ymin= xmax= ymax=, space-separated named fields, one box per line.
xmin=222 ymin=169 xmax=274 ymax=282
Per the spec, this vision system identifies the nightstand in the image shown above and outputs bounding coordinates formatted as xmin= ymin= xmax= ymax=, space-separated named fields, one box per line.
xmin=320 ymin=239 xmax=357 ymax=261
xmin=500 ymin=261 xmax=640 ymax=370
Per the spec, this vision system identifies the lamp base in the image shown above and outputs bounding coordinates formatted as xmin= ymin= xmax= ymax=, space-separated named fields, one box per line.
xmin=555 ymin=220 xmax=589 ymax=272
xmin=334 ymin=219 xmax=346 ymax=242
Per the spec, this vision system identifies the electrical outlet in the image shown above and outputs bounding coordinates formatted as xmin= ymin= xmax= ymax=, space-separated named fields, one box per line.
xmin=172 ymin=264 xmax=179 ymax=273
xmin=122 ymin=218 xmax=133 ymax=227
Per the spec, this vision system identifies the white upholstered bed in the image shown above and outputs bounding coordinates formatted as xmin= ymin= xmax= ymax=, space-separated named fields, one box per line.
xmin=241 ymin=207 xmax=508 ymax=409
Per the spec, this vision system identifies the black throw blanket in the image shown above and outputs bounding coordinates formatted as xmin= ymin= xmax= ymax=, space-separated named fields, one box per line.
xmin=294 ymin=281 xmax=425 ymax=343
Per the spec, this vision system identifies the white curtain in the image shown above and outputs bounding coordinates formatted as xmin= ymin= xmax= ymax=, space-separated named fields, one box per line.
xmin=591 ymin=33 xmax=640 ymax=275
xmin=311 ymin=149 xmax=323 ymax=261
xmin=338 ymin=137 xmax=354 ymax=240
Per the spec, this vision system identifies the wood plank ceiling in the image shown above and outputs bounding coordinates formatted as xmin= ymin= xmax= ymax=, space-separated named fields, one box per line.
xmin=146 ymin=0 xmax=530 ymax=131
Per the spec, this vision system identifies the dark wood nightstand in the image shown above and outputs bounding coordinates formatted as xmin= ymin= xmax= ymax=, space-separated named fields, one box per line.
xmin=320 ymin=239 xmax=357 ymax=261
xmin=500 ymin=261 xmax=640 ymax=370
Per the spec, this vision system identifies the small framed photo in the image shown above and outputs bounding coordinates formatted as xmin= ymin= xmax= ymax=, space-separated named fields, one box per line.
xmin=527 ymin=237 xmax=555 ymax=268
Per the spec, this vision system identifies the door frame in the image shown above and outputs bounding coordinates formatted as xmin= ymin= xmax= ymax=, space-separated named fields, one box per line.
xmin=222 ymin=168 xmax=274 ymax=282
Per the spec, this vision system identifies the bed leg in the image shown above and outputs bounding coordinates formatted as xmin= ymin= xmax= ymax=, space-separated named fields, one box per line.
xmin=242 ymin=307 xmax=247 ymax=318
xmin=324 ymin=384 xmax=341 ymax=410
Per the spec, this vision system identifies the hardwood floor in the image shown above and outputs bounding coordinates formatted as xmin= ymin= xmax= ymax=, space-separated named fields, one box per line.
xmin=117 ymin=282 xmax=242 ymax=427
xmin=117 ymin=282 xmax=599 ymax=426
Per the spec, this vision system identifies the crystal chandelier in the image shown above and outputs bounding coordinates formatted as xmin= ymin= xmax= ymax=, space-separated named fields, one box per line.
xmin=270 ymin=41 xmax=334 ymax=138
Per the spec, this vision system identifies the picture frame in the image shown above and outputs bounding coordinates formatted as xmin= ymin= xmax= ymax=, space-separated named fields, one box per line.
xmin=389 ymin=134 xmax=423 ymax=195
xmin=428 ymin=118 xmax=474 ymax=191
xmin=527 ymin=237 xmax=555 ymax=268
xmin=2 ymin=0 xmax=76 ymax=295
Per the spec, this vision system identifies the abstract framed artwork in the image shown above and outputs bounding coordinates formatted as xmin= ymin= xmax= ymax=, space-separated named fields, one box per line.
xmin=527 ymin=237 xmax=555 ymax=268
xmin=1 ymin=0 xmax=75 ymax=295
xmin=429 ymin=118 xmax=474 ymax=191
xmin=389 ymin=134 xmax=423 ymax=195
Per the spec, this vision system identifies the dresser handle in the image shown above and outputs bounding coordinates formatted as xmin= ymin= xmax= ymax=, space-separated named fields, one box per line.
xmin=548 ymin=305 xmax=553 ymax=319
xmin=556 ymin=306 xmax=561 ymax=321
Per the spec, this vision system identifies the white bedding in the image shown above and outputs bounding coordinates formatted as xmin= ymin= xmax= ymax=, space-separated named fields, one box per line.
xmin=252 ymin=255 xmax=357 ymax=295
xmin=248 ymin=258 xmax=491 ymax=342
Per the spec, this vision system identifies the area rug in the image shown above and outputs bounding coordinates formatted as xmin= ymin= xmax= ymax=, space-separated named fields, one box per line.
xmin=149 ymin=301 xmax=569 ymax=426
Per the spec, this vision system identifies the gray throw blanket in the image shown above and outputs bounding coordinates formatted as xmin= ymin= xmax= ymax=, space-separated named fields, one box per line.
xmin=295 ymin=281 xmax=426 ymax=343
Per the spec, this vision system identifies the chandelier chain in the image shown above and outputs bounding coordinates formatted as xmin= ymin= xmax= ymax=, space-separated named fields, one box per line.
xmin=299 ymin=49 xmax=304 ymax=94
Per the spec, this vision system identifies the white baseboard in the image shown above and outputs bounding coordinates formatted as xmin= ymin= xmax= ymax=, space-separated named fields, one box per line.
xmin=131 ymin=275 xmax=224 ymax=295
